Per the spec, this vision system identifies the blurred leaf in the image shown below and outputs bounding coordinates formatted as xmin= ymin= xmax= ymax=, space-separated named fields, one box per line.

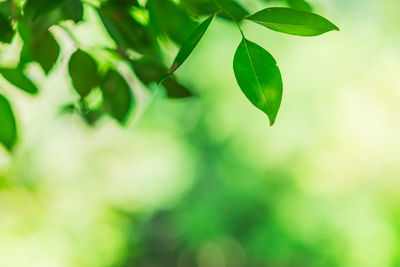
xmin=147 ymin=0 xmax=198 ymax=44
xmin=181 ymin=0 xmax=248 ymax=21
xmin=98 ymin=4 xmax=156 ymax=54
xmin=29 ymin=30 xmax=60 ymax=73
xmin=163 ymin=78 xmax=193 ymax=98
xmin=0 ymin=94 xmax=17 ymax=151
xmin=0 ymin=67 xmax=38 ymax=94
xmin=24 ymin=0 xmax=65 ymax=20
xmin=0 ymin=13 xmax=13 ymax=43
xmin=0 ymin=1 xmax=11 ymax=17
xmin=233 ymin=38 xmax=282 ymax=126
xmin=247 ymin=7 xmax=339 ymax=37
xmin=69 ymin=49 xmax=100 ymax=97
xmin=106 ymin=0 xmax=140 ymax=7
xmin=286 ymin=0 xmax=312 ymax=12
xmin=130 ymin=58 xmax=194 ymax=98
xmin=217 ymin=0 xmax=249 ymax=21
xmin=100 ymin=70 xmax=133 ymax=123
xmin=61 ymin=0 xmax=83 ymax=23
xmin=165 ymin=14 xmax=214 ymax=78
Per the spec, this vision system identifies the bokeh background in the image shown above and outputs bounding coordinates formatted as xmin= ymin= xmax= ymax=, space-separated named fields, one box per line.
xmin=1 ymin=0 xmax=400 ymax=266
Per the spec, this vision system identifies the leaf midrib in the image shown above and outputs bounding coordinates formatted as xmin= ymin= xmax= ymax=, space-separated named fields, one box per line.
xmin=248 ymin=19 xmax=335 ymax=32
xmin=242 ymin=38 xmax=273 ymax=123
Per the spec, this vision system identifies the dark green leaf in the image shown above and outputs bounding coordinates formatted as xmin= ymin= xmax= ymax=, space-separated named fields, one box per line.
xmin=98 ymin=4 xmax=156 ymax=54
xmin=130 ymin=58 xmax=194 ymax=98
xmin=233 ymin=38 xmax=282 ymax=126
xmin=246 ymin=7 xmax=339 ymax=37
xmin=0 ymin=13 xmax=13 ymax=43
xmin=69 ymin=50 xmax=100 ymax=97
xmin=217 ymin=0 xmax=249 ymax=21
xmin=30 ymin=30 xmax=60 ymax=73
xmin=0 ymin=94 xmax=17 ymax=150
xmin=61 ymin=0 xmax=84 ymax=23
xmin=0 ymin=68 xmax=38 ymax=94
xmin=100 ymin=70 xmax=133 ymax=124
xmin=24 ymin=0 xmax=65 ymax=20
xmin=181 ymin=0 xmax=248 ymax=21
xmin=163 ymin=78 xmax=193 ymax=98
xmin=147 ymin=0 xmax=198 ymax=44
xmin=165 ymin=14 xmax=214 ymax=77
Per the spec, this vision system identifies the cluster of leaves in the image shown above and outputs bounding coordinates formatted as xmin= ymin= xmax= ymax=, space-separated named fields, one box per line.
xmin=0 ymin=0 xmax=338 ymax=151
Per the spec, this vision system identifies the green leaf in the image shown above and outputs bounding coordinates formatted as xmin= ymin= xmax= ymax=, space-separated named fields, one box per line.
xmin=165 ymin=14 xmax=214 ymax=77
xmin=0 ymin=94 xmax=17 ymax=150
xmin=286 ymin=0 xmax=312 ymax=12
xmin=0 ymin=13 xmax=13 ymax=43
xmin=246 ymin=7 xmax=339 ymax=37
xmin=61 ymin=0 xmax=84 ymax=23
xmin=0 ymin=68 xmax=38 ymax=94
xmin=130 ymin=58 xmax=194 ymax=98
xmin=233 ymin=38 xmax=282 ymax=126
xmin=69 ymin=50 xmax=100 ymax=97
xmin=163 ymin=78 xmax=193 ymax=98
xmin=217 ymin=0 xmax=249 ymax=21
xmin=30 ymin=30 xmax=60 ymax=73
xmin=98 ymin=4 xmax=156 ymax=54
xmin=181 ymin=0 xmax=248 ymax=21
xmin=147 ymin=0 xmax=198 ymax=44
xmin=100 ymin=70 xmax=133 ymax=124
xmin=24 ymin=0 xmax=65 ymax=20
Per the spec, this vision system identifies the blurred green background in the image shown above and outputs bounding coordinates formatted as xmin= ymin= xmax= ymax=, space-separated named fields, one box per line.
xmin=1 ymin=0 xmax=400 ymax=266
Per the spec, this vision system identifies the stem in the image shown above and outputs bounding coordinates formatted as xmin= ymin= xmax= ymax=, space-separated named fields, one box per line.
xmin=212 ymin=0 xmax=245 ymax=38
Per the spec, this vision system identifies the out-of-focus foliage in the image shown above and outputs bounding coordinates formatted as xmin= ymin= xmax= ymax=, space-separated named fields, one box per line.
xmin=4 ymin=0 xmax=400 ymax=267
xmin=0 ymin=0 xmax=339 ymax=150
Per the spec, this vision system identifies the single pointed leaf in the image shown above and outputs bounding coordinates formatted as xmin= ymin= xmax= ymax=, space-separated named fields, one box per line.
xmin=0 ymin=94 xmax=17 ymax=150
xmin=233 ymin=38 xmax=282 ymax=126
xmin=0 ymin=13 xmax=13 ymax=43
xmin=69 ymin=50 xmax=100 ymax=97
xmin=100 ymin=70 xmax=133 ymax=124
xmin=0 ymin=68 xmax=38 ymax=94
xmin=165 ymin=14 xmax=214 ymax=77
xmin=30 ymin=30 xmax=60 ymax=73
xmin=247 ymin=7 xmax=339 ymax=37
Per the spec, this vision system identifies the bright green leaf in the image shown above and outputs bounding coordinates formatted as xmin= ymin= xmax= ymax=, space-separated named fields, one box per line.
xmin=69 ymin=50 xmax=100 ymax=97
xmin=0 ymin=94 xmax=17 ymax=150
xmin=233 ymin=38 xmax=282 ymax=126
xmin=0 ymin=68 xmax=38 ymax=94
xmin=247 ymin=7 xmax=339 ymax=37
xmin=165 ymin=14 xmax=214 ymax=77
xmin=100 ymin=70 xmax=133 ymax=124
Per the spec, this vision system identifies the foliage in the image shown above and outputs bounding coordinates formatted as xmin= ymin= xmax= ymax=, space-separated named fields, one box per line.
xmin=0 ymin=0 xmax=338 ymax=150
